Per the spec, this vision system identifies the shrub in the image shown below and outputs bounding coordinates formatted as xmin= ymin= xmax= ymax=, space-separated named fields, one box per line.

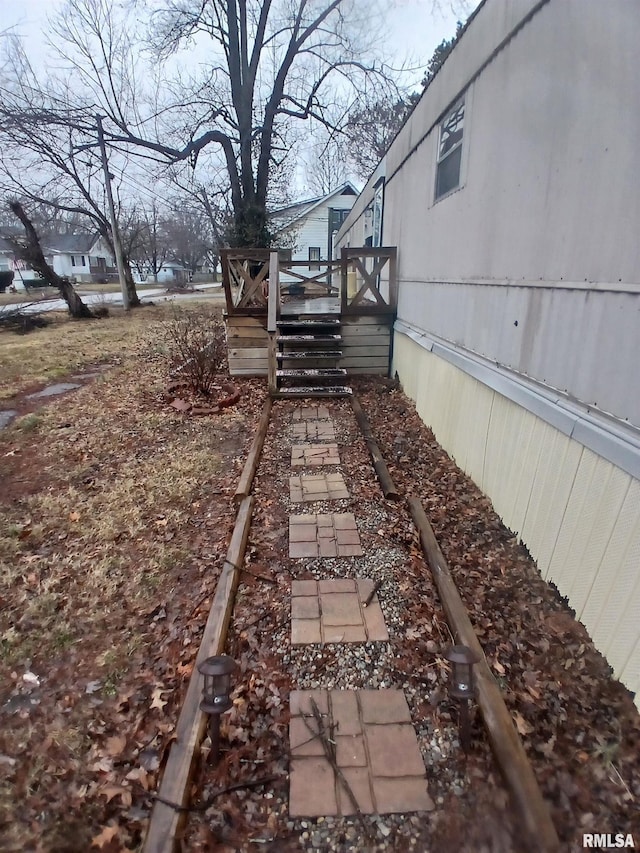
xmin=164 ymin=307 xmax=227 ymax=396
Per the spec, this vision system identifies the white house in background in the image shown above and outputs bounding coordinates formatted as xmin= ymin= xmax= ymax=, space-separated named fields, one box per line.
xmin=0 ymin=236 xmax=42 ymax=289
xmin=337 ymin=0 xmax=640 ymax=706
xmin=270 ymin=182 xmax=357 ymax=274
xmin=132 ymin=261 xmax=188 ymax=285
xmin=45 ymin=233 xmax=115 ymax=283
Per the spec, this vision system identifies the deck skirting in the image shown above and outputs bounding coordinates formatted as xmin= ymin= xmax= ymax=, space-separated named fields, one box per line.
xmin=225 ymin=313 xmax=393 ymax=377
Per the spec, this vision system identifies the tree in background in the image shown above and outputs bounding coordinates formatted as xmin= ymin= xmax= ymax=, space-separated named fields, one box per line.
xmin=344 ymin=19 xmax=465 ymax=182
xmin=0 ymin=0 xmax=401 ymax=249
xmin=5 ymin=202 xmax=94 ymax=318
xmin=0 ymin=37 xmax=142 ymax=305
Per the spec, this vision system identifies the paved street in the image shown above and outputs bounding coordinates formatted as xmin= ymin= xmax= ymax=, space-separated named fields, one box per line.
xmin=0 ymin=283 xmax=223 ymax=315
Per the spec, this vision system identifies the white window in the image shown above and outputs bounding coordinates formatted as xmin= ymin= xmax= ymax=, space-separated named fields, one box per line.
xmin=71 ymin=256 xmax=76 ymax=267
xmin=435 ymin=100 xmax=464 ymax=200
xmin=81 ymin=255 xmax=86 ymax=266
xmin=308 ymin=246 xmax=320 ymax=270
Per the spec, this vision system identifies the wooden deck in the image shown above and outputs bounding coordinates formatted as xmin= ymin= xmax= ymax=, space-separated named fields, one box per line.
xmin=222 ymin=248 xmax=397 ymax=383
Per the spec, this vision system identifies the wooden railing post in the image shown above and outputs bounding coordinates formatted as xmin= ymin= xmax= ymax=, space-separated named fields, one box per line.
xmin=267 ymin=251 xmax=279 ymax=394
xmin=340 ymin=248 xmax=348 ymax=313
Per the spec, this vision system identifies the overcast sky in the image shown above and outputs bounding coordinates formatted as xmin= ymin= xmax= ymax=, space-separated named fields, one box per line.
xmin=0 ymin=0 xmax=478 ymax=202
xmin=0 ymin=0 xmax=475 ymax=79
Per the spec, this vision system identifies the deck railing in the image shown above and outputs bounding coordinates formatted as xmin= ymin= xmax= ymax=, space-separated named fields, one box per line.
xmin=221 ymin=246 xmax=398 ymax=316
xmin=340 ymin=247 xmax=397 ymax=315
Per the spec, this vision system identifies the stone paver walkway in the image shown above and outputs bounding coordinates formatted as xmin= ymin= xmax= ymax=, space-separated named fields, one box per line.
xmin=291 ymin=443 xmax=341 ymax=467
xmin=292 ymin=420 xmax=336 ymax=442
xmin=289 ymin=513 xmax=363 ymax=558
xmin=286 ymin=405 xmax=432 ymax=821
xmin=289 ymin=689 xmax=434 ymax=817
xmin=292 ymin=405 xmax=331 ymax=421
xmin=291 ymin=579 xmax=389 ymax=644
xmin=289 ymin=472 xmax=349 ymax=503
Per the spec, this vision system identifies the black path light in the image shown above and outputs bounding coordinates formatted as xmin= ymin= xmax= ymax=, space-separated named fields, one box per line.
xmin=444 ymin=645 xmax=479 ymax=752
xmin=198 ymin=655 xmax=238 ymax=764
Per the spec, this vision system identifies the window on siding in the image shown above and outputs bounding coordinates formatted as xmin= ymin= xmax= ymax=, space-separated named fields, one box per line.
xmin=81 ymin=255 xmax=86 ymax=266
xmin=71 ymin=256 xmax=76 ymax=267
xmin=435 ymin=100 xmax=464 ymax=200
xmin=308 ymin=246 xmax=320 ymax=270
xmin=278 ymin=248 xmax=292 ymax=263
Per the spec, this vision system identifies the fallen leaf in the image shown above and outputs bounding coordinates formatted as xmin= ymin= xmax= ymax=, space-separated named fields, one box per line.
xmin=150 ymin=687 xmax=168 ymax=711
xmin=105 ymin=735 xmax=127 ymax=757
xmin=126 ymin=766 xmax=149 ymax=790
xmin=69 ymin=511 xmax=80 ymax=522
xmin=170 ymin=398 xmax=191 ymax=413
xmin=91 ymin=825 xmax=119 ymax=848
xmin=154 ymin=518 xmax=168 ymax=528
xmin=102 ymin=785 xmax=133 ymax=807
xmin=513 ymin=711 xmax=534 ymax=736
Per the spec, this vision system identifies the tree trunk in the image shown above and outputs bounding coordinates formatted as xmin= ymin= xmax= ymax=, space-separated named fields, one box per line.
xmin=124 ymin=265 xmax=141 ymax=307
xmin=8 ymin=202 xmax=95 ymax=319
xmin=231 ymin=199 xmax=270 ymax=248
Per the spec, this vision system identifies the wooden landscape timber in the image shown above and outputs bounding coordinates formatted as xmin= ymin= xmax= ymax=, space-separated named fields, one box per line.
xmin=351 ymin=395 xmax=401 ymax=500
xmin=143 ymin=496 xmax=254 ymax=853
xmin=234 ymin=398 xmax=273 ymax=504
xmin=407 ymin=496 xmax=560 ymax=853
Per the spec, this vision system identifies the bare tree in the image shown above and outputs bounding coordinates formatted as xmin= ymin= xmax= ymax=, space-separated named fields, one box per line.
xmin=161 ymin=205 xmax=218 ymax=275
xmin=5 ymin=202 xmax=94 ymax=318
xmin=0 ymin=37 xmax=142 ymax=305
xmin=305 ymin=128 xmax=349 ymax=196
xmin=8 ymin=0 xmax=402 ymax=247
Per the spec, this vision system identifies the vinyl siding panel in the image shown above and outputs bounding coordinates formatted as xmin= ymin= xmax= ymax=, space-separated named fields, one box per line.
xmin=393 ymin=333 xmax=640 ymax=707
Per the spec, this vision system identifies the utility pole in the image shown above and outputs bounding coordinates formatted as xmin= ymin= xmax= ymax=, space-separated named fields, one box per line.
xmin=95 ymin=114 xmax=129 ymax=310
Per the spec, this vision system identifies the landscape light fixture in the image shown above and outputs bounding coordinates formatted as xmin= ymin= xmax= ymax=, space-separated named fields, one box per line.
xmin=198 ymin=655 xmax=238 ymax=764
xmin=444 ymin=644 xmax=479 ymax=752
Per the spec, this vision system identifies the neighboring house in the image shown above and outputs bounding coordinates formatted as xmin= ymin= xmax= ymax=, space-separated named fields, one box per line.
xmin=337 ymin=0 xmax=640 ymax=705
xmin=271 ymin=182 xmax=357 ymax=277
xmin=0 ymin=235 xmax=42 ymax=289
xmin=45 ymin=233 xmax=115 ymax=283
xmin=133 ymin=261 xmax=188 ymax=285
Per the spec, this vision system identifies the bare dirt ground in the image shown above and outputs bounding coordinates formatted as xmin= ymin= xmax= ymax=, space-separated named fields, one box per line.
xmin=0 ymin=313 xmax=638 ymax=852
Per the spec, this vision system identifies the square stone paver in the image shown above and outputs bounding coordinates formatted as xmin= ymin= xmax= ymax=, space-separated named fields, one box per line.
xmin=292 ymin=406 xmax=331 ymax=421
xmin=290 ymin=577 xmax=388 ymax=644
xmin=289 ymin=513 xmax=363 ymax=559
xmin=291 ymin=443 xmax=341 ymax=467
xmin=290 ymin=472 xmax=349 ymax=503
xmin=289 ymin=689 xmax=433 ymax=817
xmin=292 ymin=420 xmax=337 ymax=442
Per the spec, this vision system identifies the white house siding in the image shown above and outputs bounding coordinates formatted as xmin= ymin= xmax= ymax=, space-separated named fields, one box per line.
xmin=337 ymin=0 xmax=640 ymax=705
xmin=290 ymin=208 xmax=330 ymax=263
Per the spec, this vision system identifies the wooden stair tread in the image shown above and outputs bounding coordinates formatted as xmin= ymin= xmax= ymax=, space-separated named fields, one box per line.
xmin=278 ymin=334 xmax=342 ymax=343
xmin=276 ymin=368 xmax=347 ymax=378
xmin=274 ymin=386 xmax=353 ymax=398
xmin=276 ymin=351 xmax=342 ymax=360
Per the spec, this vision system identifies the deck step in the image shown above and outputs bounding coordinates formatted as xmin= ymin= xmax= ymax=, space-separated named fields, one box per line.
xmin=277 ymin=318 xmax=340 ymax=328
xmin=276 ymin=350 xmax=342 ymax=361
xmin=274 ymin=385 xmax=353 ymax=398
xmin=278 ymin=334 xmax=342 ymax=344
xmin=277 ymin=368 xmax=347 ymax=379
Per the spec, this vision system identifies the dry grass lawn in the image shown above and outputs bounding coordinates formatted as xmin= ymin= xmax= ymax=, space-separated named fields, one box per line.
xmin=0 ymin=305 xmax=263 ymax=850
xmin=0 ymin=306 xmax=174 ymax=399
